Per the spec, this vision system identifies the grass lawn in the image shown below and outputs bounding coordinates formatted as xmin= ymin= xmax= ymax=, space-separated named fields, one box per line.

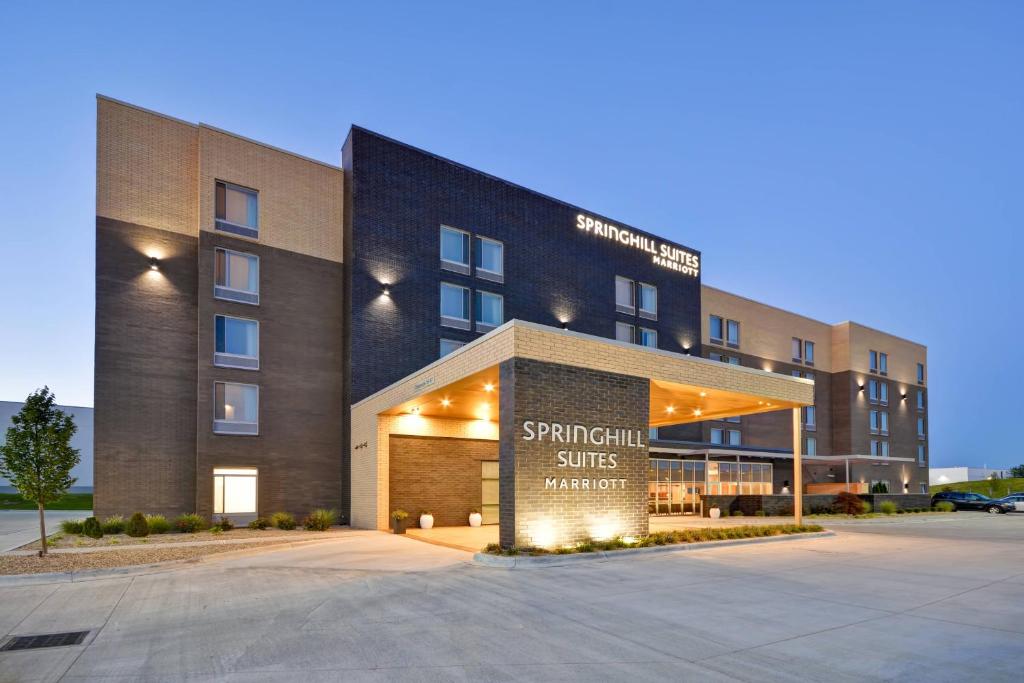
xmin=930 ymin=477 xmax=1024 ymax=498
xmin=0 ymin=492 xmax=93 ymax=510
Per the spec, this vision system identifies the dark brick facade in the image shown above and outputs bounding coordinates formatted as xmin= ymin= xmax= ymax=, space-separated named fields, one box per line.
xmin=388 ymin=435 xmax=497 ymax=527
xmin=498 ymin=358 xmax=650 ymax=548
xmin=94 ymin=218 xmax=198 ymax=518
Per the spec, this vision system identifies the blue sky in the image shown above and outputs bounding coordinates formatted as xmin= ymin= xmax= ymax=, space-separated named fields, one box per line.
xmin=0 ymin=1 xmax=1020 ymax=468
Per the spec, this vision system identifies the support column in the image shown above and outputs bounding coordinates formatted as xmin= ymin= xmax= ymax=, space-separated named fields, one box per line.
xmin=792 ymin=407 xmax=803 ymax=525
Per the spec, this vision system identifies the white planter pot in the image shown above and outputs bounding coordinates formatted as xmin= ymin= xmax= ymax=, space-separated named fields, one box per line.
xmin=419 ymin=514 xmax=434 ymax=530
xmin=468 ymin=512 xmax=482 ymax=527
xmin=709 ymin=508 xmax=721 ymax=519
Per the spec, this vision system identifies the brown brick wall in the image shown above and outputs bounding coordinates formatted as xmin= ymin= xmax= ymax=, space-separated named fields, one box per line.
xmin=388 ymin=435 xmax=497 ymax=527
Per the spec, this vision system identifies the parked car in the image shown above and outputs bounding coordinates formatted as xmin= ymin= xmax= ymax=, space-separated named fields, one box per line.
xmin=994 ymin=494 xmax=1024 ymax=512
xmin=931 ymin=491 xmax=1014 ymax=514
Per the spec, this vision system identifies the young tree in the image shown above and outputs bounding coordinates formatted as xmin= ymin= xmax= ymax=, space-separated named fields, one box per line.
xmin=0 ymin=387 xmax=80 ymax=556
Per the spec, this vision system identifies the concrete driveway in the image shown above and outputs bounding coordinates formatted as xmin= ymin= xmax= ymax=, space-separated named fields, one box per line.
xmin=1 ymin=515 xmax=1022 ymax=681
xmin=0 ymin=510 xmax=91 ymax=552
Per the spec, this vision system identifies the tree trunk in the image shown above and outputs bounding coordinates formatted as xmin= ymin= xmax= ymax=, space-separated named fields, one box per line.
xmin=38 ymin=502 xmax=48 ymax=556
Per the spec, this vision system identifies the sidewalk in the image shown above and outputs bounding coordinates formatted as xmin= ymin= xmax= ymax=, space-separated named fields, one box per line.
xmin=2 ymin=531 xmax=349 ymax=556
xmin=0 ymin=510 xmax=92 ymax=552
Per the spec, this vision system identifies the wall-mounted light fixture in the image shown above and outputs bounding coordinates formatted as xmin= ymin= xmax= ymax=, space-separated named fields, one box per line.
xmin=682 ymin=345 xmax=691 ymax=355
xmin=901 ymin=393 xmax=908 ymax=401
xmin=858 ymin=384 xmax=865 ymax=392
xmin=560 ymin=321 xmax=568 ymax=330
xmin=148 ymin=256 xmax=160 ymax=271
xmin=381 ymin=283 xmax=391 ymax=297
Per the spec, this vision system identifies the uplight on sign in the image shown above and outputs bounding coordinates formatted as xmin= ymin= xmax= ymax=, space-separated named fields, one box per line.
xmin=576 ymin=214 xmax=700 ymax=277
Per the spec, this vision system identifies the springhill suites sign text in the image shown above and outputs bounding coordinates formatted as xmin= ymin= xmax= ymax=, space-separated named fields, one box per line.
xmin=576 ymin=214 xmax=700 ymax=277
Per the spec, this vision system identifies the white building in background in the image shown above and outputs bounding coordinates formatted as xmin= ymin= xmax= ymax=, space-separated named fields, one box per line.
xmin=930 ymin=466 xmax=1011 ymax=486
xmin=0 ymin=401 xmax=93 ymax=491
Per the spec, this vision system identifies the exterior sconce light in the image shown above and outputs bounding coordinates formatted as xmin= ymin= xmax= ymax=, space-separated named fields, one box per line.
xmin=901 ymin=393 xmax=908 ymax=401
xmin=381 ymin=284 xmax=391 ymax=296
xmin=682 ymin=345 xmax=691 ymax=355
xmin=560 ymin=321 xmax=568 ymax=330
xmin=858 ymin=384 xmax=865 ymax=392
xmin=148 ymin=256 xmax=160 ymax=271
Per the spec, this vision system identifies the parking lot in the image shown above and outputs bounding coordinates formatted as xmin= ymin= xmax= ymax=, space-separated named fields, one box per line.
xmin=1 ymin=513 xmax=1022 ymax=682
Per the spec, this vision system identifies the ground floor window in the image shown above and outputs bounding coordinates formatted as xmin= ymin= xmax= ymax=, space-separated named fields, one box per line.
xmin=870 ymin=480 xmax=890 ymax=494
xmin=213 ymin=467 xmax=257 ymax=514
xmin=481 ymin=461 xmax=499 ymax=524
xmin=707 ymin=461 xmax=773 ymax=495
xmin=648 ymin=459 xmax=705 ymax=515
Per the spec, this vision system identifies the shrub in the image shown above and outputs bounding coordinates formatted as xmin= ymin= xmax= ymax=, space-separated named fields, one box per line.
xmin=879 ymin=501 xmax=898 ymax=515
xmin=303 ymin=508 xmax=337 ymax=531
xmin=174 ymin=513 xmax=208 ymax=533
xmin=754 ymin=510 xmax=766 ymax=517
xmin=719 ymin=509 xmax=730 ymax=517
xmin=209 ymin=526 xmax=222 ymax=535
xmin=861 ymin=501 xmax=872 ymax=514
xmin=60 ymin=519 xmax=85 ymax=535
xmin=145 ymin=514 xmax=170 ymax=534
xmin=82 ymin=516 xmax=103 ymax=539
xmin=832 ymin=492 xmax=864 ymax=515
xmin=101 ymin=515 xmax=126 ymax=534
xmin=271 ymin=511 xmax=296 ymax=530
xmin=125 ymin=512 xmax=149 ymax=537
xmin=732 ymin=510 xmax=744 ymax=517
xmin=212 ymin=516 xmax=235 ymax=531
xmin=248 ymin=517 xmax=271 ymax=530
xmin=935 ymin=501 xmax=955 ymax=512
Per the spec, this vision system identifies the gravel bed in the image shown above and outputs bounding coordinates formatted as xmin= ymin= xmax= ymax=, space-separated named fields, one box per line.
xmin=20 ymin=527 xmax=347 ymax=550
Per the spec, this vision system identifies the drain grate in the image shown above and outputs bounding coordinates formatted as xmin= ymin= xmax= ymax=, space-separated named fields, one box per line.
xmin=0 ymin=631 xmax=89 ymax=652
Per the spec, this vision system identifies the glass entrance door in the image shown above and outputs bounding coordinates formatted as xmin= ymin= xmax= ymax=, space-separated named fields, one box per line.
xmin=649 ymin=459 xmax=699 ymax=515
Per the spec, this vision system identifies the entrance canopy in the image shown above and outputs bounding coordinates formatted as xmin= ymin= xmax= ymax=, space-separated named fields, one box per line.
xmin=351 ymin=320 xmax=815 ymax=543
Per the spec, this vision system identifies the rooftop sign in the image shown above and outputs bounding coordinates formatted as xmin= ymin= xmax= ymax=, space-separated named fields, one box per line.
xmin=576 ymin=214 xmax=700 ymax=277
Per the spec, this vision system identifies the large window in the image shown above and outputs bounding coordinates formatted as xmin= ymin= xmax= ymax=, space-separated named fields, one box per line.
xmin=439 ymin=338 xmax=465 ymax=358
xmin=707 ymin=461 xmax=773 ymax=495
xmin=727 ymin=429 xmax=741 ymax=446
xmin=214 ymin=382 xmax=258 ymax=435
xmin=638 ymin=283 xmax=657 ymax=319
xmin=213 ymin=467 xmax=257 ymax=515
xmin=870 ymin=479 xmax=891 ymax=494
xmin=214 ymin=248 xmax=259 ymax=305
xmin=870 ymin=440 xmax=890 ymax=457
xmin=804 ymin=340 xmax=815 ymax=365
xmin=868 ymin=379 xmax=879 ymax=402
xmin=709 ymin=315 xmax=724 ymax=344
xmin=215 ymin=315 xmax=259 ymax=370
xmin=648 ymin=459 xmax=707 ymax=515
xmin=215 ymin=181 xmax=258 ymax=239
xmin=710 ymin=428 xmax=724 ymax=445
xmin=475 ymin=291 xmax=504 ymax=331
xmin=440 ymin=226 xmax=470 ymax=273
xmin=475 ymin=236 xmax=504 ymax=282
xmin=615 ymin=276 xmax=635 ymax=313
xmin=639 ymin=327 xmax=657 ymax=348
xmin=440 ymin=282 xmax=471 ymax=329
xmin=792 ymin=337 xmax=803 ymax=362
xmin=615 ymin=321 xmax=634 ymax=344
xmin=726 ymin=319 xmax=740 ymax=348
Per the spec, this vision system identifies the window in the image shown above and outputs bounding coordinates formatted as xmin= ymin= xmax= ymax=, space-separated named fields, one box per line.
xmin=805 ymin=341 xmax=815 ymax=365
xmin=803 ymin=405 xmax=816 ymax=429
xmin=439 ymin=339 xmax=465 ymax=358
xmin=870 ymin=440 xmax=889 ymax=458
xmin=868 ymin=379 xmax=879 ymax=402
xmin=879 ymin=352 xmax=888 ymax=375
xmin=870 ymin=479 xmax=890 ymax=494
xmin=726 ymin=319 xmax=740 ymax=348
xmin=920 ymin=482 xmax=928 ymax=494
xmin=214 ymin=382 xmax=258 ymax=435
xmin=792 ymin=370 xmax=802 ymax=378
xmin=440 ymin=283 xmax=470 ymax=329
xmin=638 ymin=283 xmax=657 ymax=319
xmin=481 ymin=461 xmax=499 ymax=525
xmin=649 ymin=427 xmax=659 ymax=441
xmin=869 ymin=350 xmax=878 ymax=373
xmin=440 ymin=226 xmax=470 ymax=273
xmin=918 ymin=417 xmax=926 ymax=438
xmin=879 ymin=411 xmax=889 ymax=435
xmin=615 ymin=276 xmax=635 ymax=313
xmin=213 ymin=467 xmax=257 ymax=515
xmin=710 ymin=428 xmax=724 ymax=445
xmin=704 ymin=461 xmax=773 ymax=496
xmin=880 ymin=382 xmax=889 ymax=405
xmin=709 ymin=315 xmax=724 ymax=344
xmin=475 ymin=291 xmax=503 ymax=331
xmin=727 ymin=429 xmax=741 ymax=446
xmin=792 ymin=338 xmax=803 ymax=362
xmin=806 ymin=436 xmax=817 ymax=456
xmin=639 ymin=328 xmax=657 ymax=348
xmin=918 ymin=444 xmax=926 ymax=465
xmin=917 ymin=362 xmax=925 ymax=384
xmin=215 ymin=181 xmax=258 ymax=239
xmin=917 ymin=390 xmax=925 ymax=411
xmin=615 ymin=321 xmax=634 ymax=343
xmin=214 ymin=248 xmax=259 ymax=305
xmin=214 ymin=316 xmax=259 ymax=370
xmin=709 ymin=352 xmax=740 ymax=365
xmin=474 ymin=236 xmax=504 ymax=282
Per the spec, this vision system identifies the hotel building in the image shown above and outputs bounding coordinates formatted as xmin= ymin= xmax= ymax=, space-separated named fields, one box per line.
xmin=94 ymin=96 xmax=929 ymax=547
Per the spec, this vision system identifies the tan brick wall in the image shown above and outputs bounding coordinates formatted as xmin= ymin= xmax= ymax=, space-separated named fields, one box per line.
xmin=198 ymin=126 xmax=343 ymax=262
xmin=832 ymin=321 xmax=927 ymax=386
xmin=96 ymin=97 xmax=198 ymax=236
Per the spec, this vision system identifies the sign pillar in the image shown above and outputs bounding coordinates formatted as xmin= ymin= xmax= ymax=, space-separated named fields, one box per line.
xmin=792 ymin=407 xmax=803 ymax=525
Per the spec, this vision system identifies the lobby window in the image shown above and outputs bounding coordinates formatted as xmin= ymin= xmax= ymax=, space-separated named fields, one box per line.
xmin=710 ymin=428 xmax=724 ymax=445
xmin=870 ymin=479 xmax=890 ymax=493
xmin=639 ymin=327 xmax=657 ymax=348
xmin=474 ymin=291 xmax=504 ymax=332
xmin=726 ymin=319 xmax=740 ymax=348
xmin=440 ymin=226 xmax=471 ymax=274
xmin=213 ymin=467 xmax=257 ymax=515
xmin=806 ymin=436 xmax=817 ymax=456
xmin=615 ymin=276 xmax=635 ymax=314
xmin=214 ymin=315 xmax=259 ymax=370
xmin=709 ymin=315 xmax=724 ymax=344
xmin=214 ymin=382 xmax=258 ymax=435
xmin=439 ymin=338 xmax=465 ymax=358
xmin=918 ymin=417 xmax=926 ymax=438
xmin=440 ymin=283 xmax=471 ymax=330
xmin=727 ymin=429 xmax=741 ymax=446
xmin=918 ymin=444 xmax=927 ymax=465
xmin=917 ymin=390 xmax=925 ymax=411
xmin=804 ymin=341 xmax=815 ymax=365
xmin=474 ymin=236 xmax=504 ymax=283
xmin=214 ymin=248 xmax=259 ymax=305
xmin=215 ymin=181 xmax=258 ymax=239
xmin=615 ymin=321 xmax=634 ymax=344
xmin=638 ymin=283 xmax=657 ymax=320
xmin=803 ymin=405 xmax=816 ymax=430
xmin=917 ymin=362 xmax=925 ymax=384
xmin=792 ymin=338 xmax=803 ymax=362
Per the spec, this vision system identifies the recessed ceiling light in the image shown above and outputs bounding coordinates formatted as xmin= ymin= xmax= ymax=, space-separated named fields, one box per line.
xmin=483 ymin=383 xmax=494 ymax=392
xmin=665 ymin=406 xmax=676 ymax=414
xmin=692 ymin=408 xmax=702 ymax=417
xmin=441 ymin=398 xmax=451 ymax=407
xmin=699 ymin=391 xmax=707 ymax=398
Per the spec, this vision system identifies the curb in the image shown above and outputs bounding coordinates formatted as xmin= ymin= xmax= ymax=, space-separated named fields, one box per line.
xmin=473 ymin=530 xmax=836 ymax=568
